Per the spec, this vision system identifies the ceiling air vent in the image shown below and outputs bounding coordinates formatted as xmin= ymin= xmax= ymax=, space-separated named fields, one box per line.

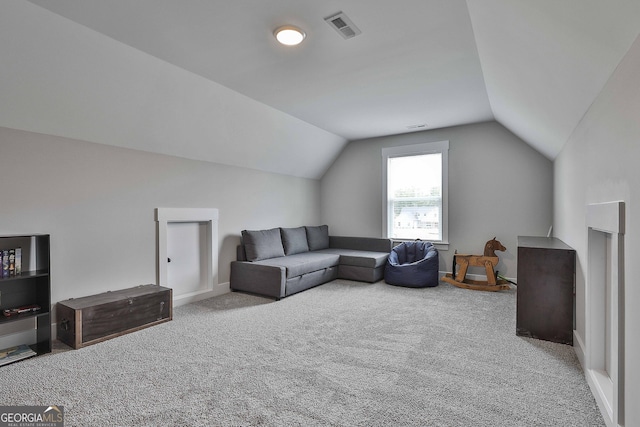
xmin=324 ymin=11 xmax=361 ymax=39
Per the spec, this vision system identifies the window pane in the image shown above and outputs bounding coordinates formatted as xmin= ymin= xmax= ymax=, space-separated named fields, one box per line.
xmin=387 ymin=153 xmax=442 ymax=240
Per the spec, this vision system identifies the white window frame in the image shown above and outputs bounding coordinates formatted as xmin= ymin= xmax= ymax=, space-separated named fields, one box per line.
xmin=382 ymin=140 xmax=449 ymax=249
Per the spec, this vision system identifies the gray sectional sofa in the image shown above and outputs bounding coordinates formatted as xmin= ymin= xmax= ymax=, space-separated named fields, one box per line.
xmin=230 ymin=225 xmax=392 ymax=300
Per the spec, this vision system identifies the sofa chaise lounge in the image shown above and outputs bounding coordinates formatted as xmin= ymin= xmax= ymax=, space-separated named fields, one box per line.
xmin=230 ymin=225 xmax=392 ymax=300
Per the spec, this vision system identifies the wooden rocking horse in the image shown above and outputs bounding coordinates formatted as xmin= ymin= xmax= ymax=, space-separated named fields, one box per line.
xmin=441 ymin=237 xmax=511 ymax=291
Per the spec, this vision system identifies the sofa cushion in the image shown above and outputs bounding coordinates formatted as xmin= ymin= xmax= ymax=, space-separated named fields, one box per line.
xmin=329 ymin=236 xmax=393 ymax=253
xmin=306 ymin=225 xmax=329 ymax=250
xmin=280 ymin=227 xmax=310 ymax=255
xmin=241 ymin=228 xmax=285 ymax=261
xmin=315 ymin=248 xmax=389 ymax=269
xmin=253 ymin=252 xmax=340 ymax=279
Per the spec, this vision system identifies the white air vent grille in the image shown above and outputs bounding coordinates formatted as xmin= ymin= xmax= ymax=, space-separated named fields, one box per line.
xmin=324 ymin=11 xmax=361 ymax=39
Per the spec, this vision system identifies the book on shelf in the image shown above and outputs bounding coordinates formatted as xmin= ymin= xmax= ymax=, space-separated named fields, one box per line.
xmin=1 ymin=247 xmax=22 ymax=277
xmin=15 ymin=247 xmax=21 ymax=275
xmin=0 ymin=344 xmax=37 ymax=366
xmin=8 ymin=248 xmax=15 ymax=275
xmin=1 ymin=250 xmax=7 ymax=277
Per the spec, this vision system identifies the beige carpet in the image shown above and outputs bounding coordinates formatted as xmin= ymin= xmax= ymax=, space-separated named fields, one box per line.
xmin=1 ymin=280 xmax=603 ymax=426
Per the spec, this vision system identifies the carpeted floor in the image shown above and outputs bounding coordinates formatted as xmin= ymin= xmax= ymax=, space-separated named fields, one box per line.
xmin=1 ymin=280 xmax=604 ymax=426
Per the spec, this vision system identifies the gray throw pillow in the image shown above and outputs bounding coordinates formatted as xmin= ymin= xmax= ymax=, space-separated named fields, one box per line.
xmin=241 ymin=228 xmax=285 ymax=261
xmin=280 ymin=227 xmax=310 ymax=255
xmin=305 ymin=225 xmax=329 ymax=250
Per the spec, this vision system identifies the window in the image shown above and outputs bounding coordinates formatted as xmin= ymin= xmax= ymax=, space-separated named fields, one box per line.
xmin=382 ymin=141 xmax=449 ymax=245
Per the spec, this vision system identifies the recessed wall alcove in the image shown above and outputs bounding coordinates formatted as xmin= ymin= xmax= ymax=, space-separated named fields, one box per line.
xmin=155 ymin=208 xmax=226 ymax=307
xmin=584 ymin=201 xmax=625 ymax=427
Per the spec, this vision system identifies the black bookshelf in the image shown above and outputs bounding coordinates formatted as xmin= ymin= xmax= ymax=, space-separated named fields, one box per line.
xmin=0 ymin=234 xmax=51 ymax=363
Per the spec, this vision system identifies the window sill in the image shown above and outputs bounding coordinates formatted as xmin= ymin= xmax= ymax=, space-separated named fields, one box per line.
xmin=391 ymin=239 xmax=449 ymax=251
xmin=434 ymin=242 xmax=449 ymax=251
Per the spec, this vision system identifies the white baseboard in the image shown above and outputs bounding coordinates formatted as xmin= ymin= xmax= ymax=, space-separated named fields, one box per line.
xmin=586 ymin=369 xmax=615 ymax=427
xmin=172 ymin=281 xmax=230 ymax=308
xmin=573 ymin=330 xmax=586 ymax=369
xmin=573 ymin=328 xmax=616 ymax=427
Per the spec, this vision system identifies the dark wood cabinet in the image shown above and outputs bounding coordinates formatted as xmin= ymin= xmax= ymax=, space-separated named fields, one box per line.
xmin=516 ymin=236 xmax=575 ymax=345
xmin=57 ymin=284 xmax=172 ymax=349
xmin=0 ymin=234 xmax=51 ymax=363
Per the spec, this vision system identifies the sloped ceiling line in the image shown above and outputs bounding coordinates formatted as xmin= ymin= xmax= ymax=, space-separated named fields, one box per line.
xmin=20 ymin=0 xmax=640 ymax=171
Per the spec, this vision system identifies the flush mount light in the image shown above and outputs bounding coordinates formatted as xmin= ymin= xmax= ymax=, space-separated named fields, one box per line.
xmin=274 ymin=26 xmax=306 ymax=46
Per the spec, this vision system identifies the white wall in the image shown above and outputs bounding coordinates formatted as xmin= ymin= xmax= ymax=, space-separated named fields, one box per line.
xmin=0 ymin=1 xmax=343 ymax=346
xmin=0 ymin=126 xmax=321 ymax=304
xmin=0 ymin=0 xmax=338 ymax=313
xmin=554 ymin=33 xmax=640 ymax=426
xmin=320 ymin=121 xmax=553 ymax=277
xmin=0 ymin=1 xmax=346 ymax=180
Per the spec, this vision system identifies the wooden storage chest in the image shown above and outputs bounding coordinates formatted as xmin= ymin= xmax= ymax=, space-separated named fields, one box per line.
xmin=57 ymin=284 xmax=172 ymax=349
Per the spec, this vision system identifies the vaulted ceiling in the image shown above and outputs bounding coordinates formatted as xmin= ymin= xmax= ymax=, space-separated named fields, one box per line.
xmin=25 ymin=0 xmax=640 ymax=160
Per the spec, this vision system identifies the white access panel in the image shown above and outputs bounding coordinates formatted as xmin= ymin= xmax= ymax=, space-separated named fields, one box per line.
xmin=167 ymin=222 xmax=208 ymax=297
xmin=155 ymin=208 xmax=223 ymax=307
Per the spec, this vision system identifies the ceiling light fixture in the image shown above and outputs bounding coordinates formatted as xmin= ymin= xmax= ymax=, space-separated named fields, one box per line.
xmin=274 ymin=26 xmax=306 ymax=46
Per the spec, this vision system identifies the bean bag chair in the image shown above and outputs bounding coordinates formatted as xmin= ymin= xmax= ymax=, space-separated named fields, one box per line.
xmin=384 ymin=240 xmax=439 ymax=288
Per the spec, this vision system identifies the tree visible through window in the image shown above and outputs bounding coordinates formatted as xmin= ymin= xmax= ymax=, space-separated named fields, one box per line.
xmin=382 ymin=141 xmax=448 ymax=243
